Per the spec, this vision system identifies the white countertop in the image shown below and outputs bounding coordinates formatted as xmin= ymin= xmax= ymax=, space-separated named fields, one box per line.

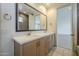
xmin=13 ymin=32 xmax=54 ymax=45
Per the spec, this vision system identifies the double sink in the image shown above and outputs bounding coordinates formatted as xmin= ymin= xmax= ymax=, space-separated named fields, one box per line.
xmin=13 ymin=32 xmax=54 ymax=45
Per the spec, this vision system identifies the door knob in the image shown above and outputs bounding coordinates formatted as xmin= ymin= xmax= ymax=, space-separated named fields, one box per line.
xmin=71 ymin=34 xmax=74 ymax=36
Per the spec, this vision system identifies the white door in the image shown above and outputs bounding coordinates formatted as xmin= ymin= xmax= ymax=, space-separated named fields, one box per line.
xmin=57 ymin=5 xmax=73 ymax=49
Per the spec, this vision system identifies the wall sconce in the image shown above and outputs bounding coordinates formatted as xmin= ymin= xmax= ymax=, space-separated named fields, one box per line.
xmin=3 ymin=13 xmax=11 ymax=20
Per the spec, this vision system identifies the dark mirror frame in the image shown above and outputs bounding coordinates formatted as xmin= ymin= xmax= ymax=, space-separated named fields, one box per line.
xmin=16 ymin=3 xmax=47 ymax=32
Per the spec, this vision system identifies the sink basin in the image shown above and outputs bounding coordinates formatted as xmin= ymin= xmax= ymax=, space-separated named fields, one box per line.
xmin=13 ymin=32 xmax=54 ymax=45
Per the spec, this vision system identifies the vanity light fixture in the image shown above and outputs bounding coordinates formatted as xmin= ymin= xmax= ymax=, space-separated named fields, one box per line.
xmin=46 ymin=3 xmax=50 ymax=6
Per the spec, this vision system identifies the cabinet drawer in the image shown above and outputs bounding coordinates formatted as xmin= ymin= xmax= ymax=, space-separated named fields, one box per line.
xmin=22 ymin=41 xmax=37 ymax=56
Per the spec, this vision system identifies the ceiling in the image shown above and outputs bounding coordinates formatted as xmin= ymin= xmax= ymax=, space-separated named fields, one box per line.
xmin=35 ymin=3 xmax=69 ymax=10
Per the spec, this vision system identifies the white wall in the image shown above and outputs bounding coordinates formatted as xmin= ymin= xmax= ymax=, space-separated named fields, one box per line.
xmin=47 ymin=8 xmax=57 ymax=32
xmin=0 ymin=4 xmax=15 ymax=55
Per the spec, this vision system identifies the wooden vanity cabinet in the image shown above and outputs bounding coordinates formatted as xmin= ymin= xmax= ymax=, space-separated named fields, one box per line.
xmin=39 ymin=36 xmax=49 ymax=56
xmin=50 ymin=35 xmax=54 ymax=50
xmin=36 ymin=39 xmax=40 ymax=56
xmin=49 ymin=35 xmax=52 ymax=51
xmin=48 ymin=34 xmax=56 ymax=52
xmin=44 ymin=36 xmax=50 ymax=55
xmin=14 ymin=40 xmax=37 ymax=56
xmin=14 ymin=35 xmax=54 ymax=56
xmin=22 ymin=41 xmax=37 ymax=56
xmin=14 ymin=41 xmax=21 ymax=56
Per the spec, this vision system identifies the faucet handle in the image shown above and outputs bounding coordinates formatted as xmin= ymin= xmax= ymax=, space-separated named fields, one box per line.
xmin=27 ymin=32 xmax=31 ymax=35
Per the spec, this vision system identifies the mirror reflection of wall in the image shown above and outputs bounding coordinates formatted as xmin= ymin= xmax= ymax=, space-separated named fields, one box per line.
xmin=40 ymin=14 xmax=46 ymax=29
xmin=29 ymin=14 xmax=41 ymax=30
xmin=29 ymin=14 xmax=35 ymax=30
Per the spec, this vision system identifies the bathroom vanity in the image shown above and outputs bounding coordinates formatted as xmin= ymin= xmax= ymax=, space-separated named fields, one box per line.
xmin=14 ymin=3 xmax=56 ymax=56
xmin=14 ymin=33 xmax=56 ymax=56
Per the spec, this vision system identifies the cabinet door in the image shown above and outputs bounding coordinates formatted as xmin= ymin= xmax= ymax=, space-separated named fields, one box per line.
xmin=45 ymin=36 xmax=50 ymax=55
xmin=14 ymin=41 xmax=21 ymax=56
xmin=36 ymin=39 xmax=40 ymax=56
xmin=53 ymin=34 xmax=56 ymax=47
xmin=50 ymin=35 xmax=54 ymax=50
xmin=49 ymin=35 xmax=52 ymax=51
xmin=40 ymin=38 xmax=46 ymax=56
xmin=51 ymin=35 xmax=55 ymax=47
xmin=40 ymin=36 xmax=50 ymax=56
xmin=22 ymin=41 xmax=37 ymax=56
xmin=49 ymin=34 xmax=56 ymax=51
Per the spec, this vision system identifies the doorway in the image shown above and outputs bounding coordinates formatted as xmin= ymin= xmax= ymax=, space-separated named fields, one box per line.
xmin=57 ymin=5 xmax=73 ymax=49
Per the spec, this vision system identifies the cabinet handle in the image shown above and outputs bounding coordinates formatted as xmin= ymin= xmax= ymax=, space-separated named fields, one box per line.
xmin=36 ymin=41 xmax=40 ymax=47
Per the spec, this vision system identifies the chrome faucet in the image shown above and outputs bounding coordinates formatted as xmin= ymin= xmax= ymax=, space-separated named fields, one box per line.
xmin=44 ymin=30 xmax=47 ymax=33
xmin=27 ymin=31 xmax=31 ymax=35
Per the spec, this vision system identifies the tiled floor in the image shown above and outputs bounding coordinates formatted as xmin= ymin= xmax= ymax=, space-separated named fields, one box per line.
xmin=48 ymin=47 xmax=73 ymax=56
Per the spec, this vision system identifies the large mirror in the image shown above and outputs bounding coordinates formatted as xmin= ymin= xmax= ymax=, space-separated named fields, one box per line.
xmin=16 ymin=3 xmax=47 ymax=31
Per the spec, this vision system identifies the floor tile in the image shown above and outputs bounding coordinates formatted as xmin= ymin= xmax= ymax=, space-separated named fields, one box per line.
xmin=48 ymin=47 xmax=73 ymax=56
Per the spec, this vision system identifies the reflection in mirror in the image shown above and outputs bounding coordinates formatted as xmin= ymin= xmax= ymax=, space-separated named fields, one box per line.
xmin=16 ymin=3 xmax=47 ymax=31
xmin=17 ymin=12 xmax=29 ymax=31
xmin=40 ymin=14 xmax=46 ymax=29
xmin=34 ymin=15 xmax=41 ymax=30
xmin=29 ymin=15 xmax=41 ymax=30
